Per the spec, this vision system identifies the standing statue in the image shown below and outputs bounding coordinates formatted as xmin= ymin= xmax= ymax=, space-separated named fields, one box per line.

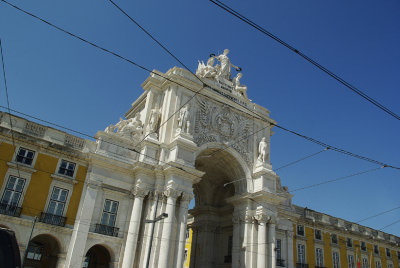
xmin=232 ymin=73 xmax=248 ymax=98
xmin=177 ymin=104 xmax=190 ymax=134
xmin=258 ymin=137 xmax=268 ymax=163
xmin=120 ymin=113 xmax=143 ymax=137
xmin=147 ymin=108 xmax=161 ymax=135
xmin=212 ymin=49 xmax=240 ymax=80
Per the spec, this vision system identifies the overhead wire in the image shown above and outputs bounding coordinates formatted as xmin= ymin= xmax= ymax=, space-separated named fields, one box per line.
xmin=274 ymin=147 xmax=329 ymax=171
xmin=1 ymin=1 xmax=399 ymax=171
xmin=356 ymin=206 xmax=400 ymax=224
xmin=209 ymin=0 xmax=400 ymax=122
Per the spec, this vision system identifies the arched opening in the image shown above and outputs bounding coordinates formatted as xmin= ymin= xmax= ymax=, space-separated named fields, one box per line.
xmin=83 ymin=244 xmax=111 ymax=268
xmin=190 ymin=146 xmax=247 ymax=268
xmin=23 ymin=234 xmax=60 ymax=268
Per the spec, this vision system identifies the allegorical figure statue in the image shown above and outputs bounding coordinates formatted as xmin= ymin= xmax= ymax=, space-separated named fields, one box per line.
xmin=213 ymin=49 xmax=240 ymax=80
xmin=232 ymin=73 xmax=248 ymax=98
xmin=104 ymin=113 xmax=143 ymax=139
xmin=147 ymin=108 xmax=161 ymax=135
xmin=177 ymin=104 xmax=190 ymax=134
xmin=258 ymin=137 xmax=268 ymax=163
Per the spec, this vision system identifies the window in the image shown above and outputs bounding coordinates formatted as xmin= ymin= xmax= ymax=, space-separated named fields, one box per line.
xmin=26 ymin=243 xmax=43 ymax=261
xmin=362 ymin=258 xmax=368 ymax=268
xmin=386 ymin=248 xmax=391 ymax=258
xmin=297 ymin=225 xmax=305 ymax=236
xmin=376 ymin=260 xmax=382 ymax=268
xmin=315 ymin=229 xmax=322 ymax=240
xmin=186 ymin=229 xmax=190 ymax=240
xmin=101 ymin=199 xmax=118 ymax=227
xmin=184 ymin=249 xmax=188 ymax=263
xmin=361 ymin=241 xmax=367 ymax=251
xmin=297 ymin=244 xmax=306 ymax=264
xmin=347 ymin=238 xmax=353 ymax=248
xmin=316 ymin=248 xmax=324 ymax=267
xmin=276 ymin=239 xmax=282 ymax=260
xmin=348 ymin=255 xmax=355 ymax=268
xmin=397 ymin=251 xmax=400 ymax=260
xmin=333 ymin=252 xmax=340 ymax=268
xmin=388 ymin=263 xmax=393 ymax=268
xmin=1 ymin=176 xmax=25 ymax=206
xmin=331 ymin=234 xmax=338 ymax=244
xmin=16 ymin=147 xmax=35 ymax=165
xmin=47 ymin=187 xmax=68 ymax=216
xmin=58 ymin=160 xmax=76 ymax=177
xmin=374 ymin=245 xmax=380 ymax=255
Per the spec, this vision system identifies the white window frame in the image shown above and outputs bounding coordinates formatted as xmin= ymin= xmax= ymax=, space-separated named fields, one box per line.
xmin=388 ymin=262 xmax=393 ymax=268
xmin=100 ymin=199 xmax=119 ymax=227
xmin=276 ymin=239 xmax=282 ymax=260
xmin=0 ymin=175 xmax=25 ymax=207
xmin=375 ymin=260 xmax=382 ymax=268
xmin=347 ymin=238 xmax=353 ymax=248
xmin=56 ymin=159 xmax=77 ymax=179
xmin=331 ymin=234 xmax=339 ymax=244
xmin=44 ymin=180 xmax=73 ymax=218
xmin=333 ymin=251 xmax=340 ymax=268
xmin=361 ymin=241 xmax=367 ymax=252
xmin=47 ymin=187 xmax=69 ymax=216
xmin=316 ymin=247 xmax=324 ymax=267
xmin=297 ymin=243 xmax=306 ymax=264
xmin=315 ymin=229 xmax=322 ymax=240
xmin=0 ymin=167 xmax=34 ymax=208
xmin=386 ymin=248 xmax=391 ymax=258
xmin=348 ymin=255 xmax=355 ymax=268
xmin=362 ymin=257 xmax=368 ymax=268
xmin=14 ymin=146 xmax=37 ymax=166
xmin=297 ymin=225 xmax=305 ymax=236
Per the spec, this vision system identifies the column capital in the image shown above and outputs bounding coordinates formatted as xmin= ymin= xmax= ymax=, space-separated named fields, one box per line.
xmin=181 ymin=192 xmax=194 ymax=202
xmin=255 ymin=214 xmax=270 ymax=223
xmin=132 ymin=186 xmax=148 ymax=198
xmin=164 ymin=188 xmax=181 ymax=199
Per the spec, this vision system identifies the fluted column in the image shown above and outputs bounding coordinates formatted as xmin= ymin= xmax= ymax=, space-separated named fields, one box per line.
xmin=286 ymin=230 xmax=294 ymax=268
xmin=175 ymin=193 xmax=193 ymax=268
xmin=255 ymin=215 xmax=269 ymax=268
xmin=122 ymin=187 xmax=148 ymax=268
xmin=232 ymin=213 xmax=240 ymax=268
xmin=268 ymin=221 xmax=276 ymax=268
xmin=158 ymin=188 xmax=180 ymax=268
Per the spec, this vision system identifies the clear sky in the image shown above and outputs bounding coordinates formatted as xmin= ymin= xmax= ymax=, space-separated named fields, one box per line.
xmin=0 ymin=0 xmax=399 ymax=236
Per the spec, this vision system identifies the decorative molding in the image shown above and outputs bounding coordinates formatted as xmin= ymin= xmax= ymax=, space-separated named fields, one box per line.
xmin=65 ymin=134 xmax=85 ymax=150
xmin=51 ymin=174 xmax=78 ymax=185
xmin=164 ymin=188 xmax=181 ymax=199
xmin=23 ymin=121 xmax=46 ymax=137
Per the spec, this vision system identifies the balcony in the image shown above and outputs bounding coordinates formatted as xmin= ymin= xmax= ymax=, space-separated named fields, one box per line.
xmin=296 ymin=263 xmax=309 ymax=268
xmin=277 ymin=259 xmax=286 ymax=267
xmin=94 ymin=224 xmax=119 ymax=237
xmin=0 ymin=203 xmax=22 ymax=217
xmin=39 ymin=212 xmax=66 ymax=227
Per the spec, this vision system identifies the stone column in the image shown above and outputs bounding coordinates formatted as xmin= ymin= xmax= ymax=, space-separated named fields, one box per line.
xmin=175 ymin=193 xmax=193 ymax=268
xmin=189 ymin=226 xmax=198 ymax=268
xmin=256 ymin=215 xmax=269 ymax=268
xmin=232 ymin=214 xmax=240 ymax=268
xmin=268 ymin=221 xmax=276 ymax=268
xmin=158 ymin=188 xmax=180 ymax=268
xmin=56 ymin=252 xmax=66 ymax=268
xmin=121 ymin=187 xmax=148 ymax=268
xmin=243 ymin=215 xmax=254 ymax=267
xmin=286 ymin=230 xmax=294 ymax=268
xmin=65 ymin=181 xmax=99 ymax=268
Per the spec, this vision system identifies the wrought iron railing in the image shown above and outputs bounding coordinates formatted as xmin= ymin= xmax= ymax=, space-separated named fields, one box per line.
xmin=0 ymin=203 xmax=22 ymax=217
xmin=94 ymin=224 xmax=119 ymax=237
xmin=39 ymin=212 xmax=66 ymax=227
xmin=277 ymin=259 xmax=286 ymax=267
xmin=296 ymin=263 xmax=309 ymax=268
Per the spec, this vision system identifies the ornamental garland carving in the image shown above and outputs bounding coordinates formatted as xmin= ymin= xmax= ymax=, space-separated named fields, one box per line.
xmin=193 ymin=96 xmax=253 ymax=166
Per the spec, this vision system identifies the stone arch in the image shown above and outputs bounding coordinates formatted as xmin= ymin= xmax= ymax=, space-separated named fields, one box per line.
xmin=84 ymin=240 xmax=116 ymax=264
xmin=190 ymin=143 xmax=249 ymax=267
xmin=83 ymin=244 xmax=112 ymax=268
xmin=23 ymin=233 xmax=61 ymax=268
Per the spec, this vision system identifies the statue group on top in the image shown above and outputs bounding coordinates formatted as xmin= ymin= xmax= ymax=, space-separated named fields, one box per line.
xmin=104 ymin=112 xmax=143 ymax=140
xmin=196 ymin=49 xmax=248 ymax=98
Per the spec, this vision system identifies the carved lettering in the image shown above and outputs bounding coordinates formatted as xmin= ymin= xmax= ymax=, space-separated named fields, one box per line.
xmin=23 ymin=122 xmax=46 ymax=137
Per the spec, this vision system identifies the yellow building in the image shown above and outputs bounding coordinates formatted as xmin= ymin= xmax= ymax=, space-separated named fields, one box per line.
xmin=0 ymin=112 xmax=88 ymax=267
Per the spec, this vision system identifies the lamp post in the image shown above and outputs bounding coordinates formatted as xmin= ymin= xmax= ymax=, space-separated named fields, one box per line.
xmin=145 ymin=193 xmax=168 ymax=268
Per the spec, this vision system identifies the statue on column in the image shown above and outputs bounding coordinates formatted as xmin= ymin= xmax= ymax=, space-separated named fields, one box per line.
xmin=258 ymin=137 xmax=268 ymax=163
xmin=177 ymin=104 xmax=191 ymax=134
xmin=147 ymin=108 xmax=161 ymax=138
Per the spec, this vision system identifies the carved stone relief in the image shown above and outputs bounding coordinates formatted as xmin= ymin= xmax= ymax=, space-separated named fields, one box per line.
xmin=193 ymin=96 xmax=253 ymax=166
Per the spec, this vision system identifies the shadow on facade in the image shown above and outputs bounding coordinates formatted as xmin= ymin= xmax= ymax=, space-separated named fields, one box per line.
xmin=83 ymin=244 xmax=111 ymax=268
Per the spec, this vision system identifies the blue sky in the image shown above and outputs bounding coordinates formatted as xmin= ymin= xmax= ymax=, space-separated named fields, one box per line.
xmin=1 ymin=0 xmax=399 ymax=236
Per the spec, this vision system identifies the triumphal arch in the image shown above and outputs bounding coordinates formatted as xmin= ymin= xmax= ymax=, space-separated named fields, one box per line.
xmin=65 ymin=49 xmax=294 ymax=268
